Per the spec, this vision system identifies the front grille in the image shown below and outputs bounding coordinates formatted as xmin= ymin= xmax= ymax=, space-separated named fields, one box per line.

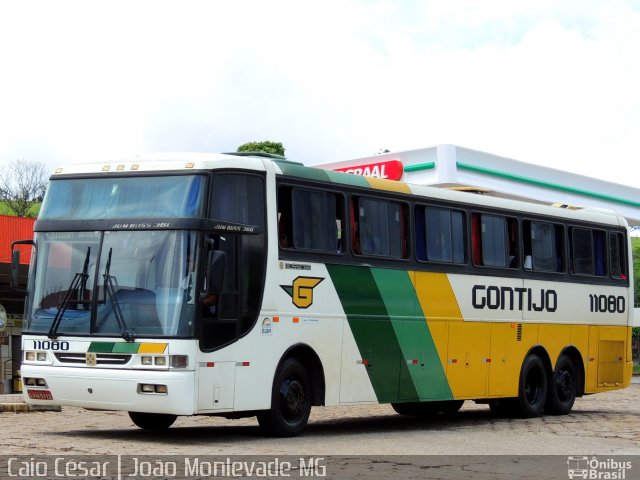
xmin=55 ymin=353 xmax=132 ymax=366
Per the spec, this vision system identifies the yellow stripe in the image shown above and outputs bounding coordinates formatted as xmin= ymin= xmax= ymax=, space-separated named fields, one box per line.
xmin=365 ymin=177 xmax=412 ymax=193
xmin=138 ymin=343 xmax=168 ymax=354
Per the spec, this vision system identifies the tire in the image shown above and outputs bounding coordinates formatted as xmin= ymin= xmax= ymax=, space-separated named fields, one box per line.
xmin=391 ymin=402 xmax=424 ymax=416
xmin=489 ymin=398 xmax=517 ymax=418
xmin=391 ymin=400 xmax=464 ymax=417
xmin=257 ymin=358 xmax=312 ymax=437
xmin=545 ymin=355 xmax=577 ymax=415
xmin=128 ymin=412 xmax=177 ymax=430
xmin=515 ymin=354 xmax=548 ymax=418
xmin=437 ymin=400 xmax=464 ymax=414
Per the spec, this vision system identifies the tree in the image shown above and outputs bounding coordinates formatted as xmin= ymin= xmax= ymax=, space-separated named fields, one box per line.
xmin=0 ymin=159 xmax=48 ymax=217
xmin=237 ymin=141 xmax=285 ymax=157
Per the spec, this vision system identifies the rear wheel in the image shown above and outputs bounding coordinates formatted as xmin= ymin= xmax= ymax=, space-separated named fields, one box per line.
xmin=515 ymin=354 xmax=548 ymax=418
xmin=128 ymin=412 xmax=177 ymax=430
xmin=545 ymin=355 xmax=577 ymax=415
xmin=257 ymin=358 xmax=312 ymax=437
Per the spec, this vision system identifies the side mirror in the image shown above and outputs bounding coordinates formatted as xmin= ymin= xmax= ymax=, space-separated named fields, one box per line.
xmin=10 ymin=250 xmax=20 ymax=290
xmin=206 ymin=250 xmax=226 ymax=294
xmin=10 ymin=240 xmax=35 ymax=293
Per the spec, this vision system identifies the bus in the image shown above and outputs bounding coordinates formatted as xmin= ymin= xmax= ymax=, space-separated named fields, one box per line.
xmin=11 ymin=152 xmax=633 ymax=436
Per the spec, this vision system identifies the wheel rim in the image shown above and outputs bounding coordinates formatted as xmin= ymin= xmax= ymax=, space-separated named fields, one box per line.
xmin=279 ymin=378 xmax=305 ymax=423
xmin=555 ymin=369 xmax=573 ymax=403
xmin=524 ymin=368 xmax=544 ymax=405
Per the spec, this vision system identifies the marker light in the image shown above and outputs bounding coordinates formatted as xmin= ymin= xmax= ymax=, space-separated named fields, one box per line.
xmin=170 ymin=355 xmax=188 ymax=369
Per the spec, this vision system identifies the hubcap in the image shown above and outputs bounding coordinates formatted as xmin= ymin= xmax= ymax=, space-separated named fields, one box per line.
xmin=555 ymin=370 xmax=573 ymax=402
xmin=525 ymin=369 xmax=543 ymax=405
xmin=280 ymin=379 xmax=305 ymax=422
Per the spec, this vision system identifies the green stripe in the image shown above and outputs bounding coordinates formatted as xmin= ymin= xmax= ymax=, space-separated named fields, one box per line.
xmin=328 ymin=265 xmax=454 ymax=403
xmin=404 ymin=162 xmax=436 ymax=173
xmin=88 ymin=342 xmax=140 ymax=353
xmin=457 ymin=162 xmax=640 ymax=208
xmin=325 ymin=170 xmax=371 ymax=188
xmin=371 ymin=269 xmax=453 ymax=401
xmin=327 ymin=264 xmax=410 ymax=402
xmin=88 ymin=342 xmax=116 ymax=353
xmin=112 ymin=343 xmax=140 ymax=353
xmin=274 ymin=161 xmax=332 ymax=183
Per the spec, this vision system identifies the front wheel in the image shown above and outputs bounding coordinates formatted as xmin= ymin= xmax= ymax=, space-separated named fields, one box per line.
xmin=515 ymin=354 xmax=548 ymax=418
xmin=545 ymin=355 xmax=577 ymax=415
xmin=128 ymin=412 xmax=177 ymax=430
xmin=257 ymin=358 xmax=312 ymax=437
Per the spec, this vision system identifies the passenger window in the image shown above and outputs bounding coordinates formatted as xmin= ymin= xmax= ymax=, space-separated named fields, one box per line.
xmin=472 ymin=213 xmax=518 ymax=268
xmin=277 ymin=186 xmax=343 ymax=253
xmin=570 ymin=227 xmax=607 ymax=277
xmin=609 ymin=232 xmax=627 ymax=280
xmin=353 ymin=197 xmax=407 ymax=259
xmin=524 ymin=221 xmax=564 ymax=272
xmin=415 ymin=206 xmax=465 ymax=264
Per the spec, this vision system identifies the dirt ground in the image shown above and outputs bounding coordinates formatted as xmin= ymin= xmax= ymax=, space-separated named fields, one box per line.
xmin=0 ymin=384 xmax=638 ymax=457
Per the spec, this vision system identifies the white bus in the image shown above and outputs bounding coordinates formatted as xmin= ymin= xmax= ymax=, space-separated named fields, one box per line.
xmin=12 ymin=153 xmax=633 ymax=436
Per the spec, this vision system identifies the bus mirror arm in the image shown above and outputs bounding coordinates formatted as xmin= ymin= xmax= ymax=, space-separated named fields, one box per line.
xmin=10 ymin=240 xmax=36 ymax=293
xmin=206 ymin=250 xmax=226 ymax=294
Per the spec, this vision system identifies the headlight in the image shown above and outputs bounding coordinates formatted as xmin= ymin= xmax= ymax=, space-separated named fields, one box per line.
xmin=154 ymin=356 xmax=167 ymax=366
xmin=25 ymin=351 xmax=36 ymax=361
xmin=141 ymin=356 xmax=153 ymax=366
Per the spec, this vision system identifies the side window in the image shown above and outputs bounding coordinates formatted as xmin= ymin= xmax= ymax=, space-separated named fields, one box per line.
xmin=472 ymin=213 xmax=518 ymax=268
xmin=211 ymin=173 xmax=265 ymax=228
xmin=609 ymin=232 xmax=627 ymax=280
xmin=352 ymin=197 xmax=407 ymax=259
xmin=523 ymin=221 xmax=564 ymax=272
xmin=570 ymin=228 xmax=594 ymax=275
xmin=292 ymin=188 xmax=342 ymax=252
xmin=570 ymin=227 xmax=607 ymax=277
xmin=415 ymin=206 xmax=465 ymax=263
xmin=277 ymin=186 xmax=343 ymax=253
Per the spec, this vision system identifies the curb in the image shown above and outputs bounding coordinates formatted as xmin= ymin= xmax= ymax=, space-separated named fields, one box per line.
xmin=0 ymin=394 xmax=61 ymax=413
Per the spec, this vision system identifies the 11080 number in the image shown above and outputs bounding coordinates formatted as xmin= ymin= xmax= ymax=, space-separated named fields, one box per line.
xmin=588 ymin=294 xmax=625 ymax=313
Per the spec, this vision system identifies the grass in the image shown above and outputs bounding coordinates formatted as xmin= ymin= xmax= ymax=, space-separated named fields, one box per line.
xmin=634 ymin=364 xmax=640 ymax=375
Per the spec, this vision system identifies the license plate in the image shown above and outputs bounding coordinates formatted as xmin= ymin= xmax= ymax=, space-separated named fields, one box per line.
xmin=27 ymin=389 xmax=53 ymax=400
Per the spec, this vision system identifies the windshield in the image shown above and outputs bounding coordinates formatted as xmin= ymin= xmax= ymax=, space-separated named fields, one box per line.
xmin=26 ymin=231 xmax=198 ymax=338
xmin=39 ymin=175 xmax=206 ymax=219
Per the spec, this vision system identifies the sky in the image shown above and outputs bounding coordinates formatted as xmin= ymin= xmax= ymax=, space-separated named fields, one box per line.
xmin=1 ymin=0 xmax=639 ymax=188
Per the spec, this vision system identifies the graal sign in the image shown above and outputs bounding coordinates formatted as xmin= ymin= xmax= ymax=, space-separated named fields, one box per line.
xmin=333 ymin=159 xmax=404 ymax=181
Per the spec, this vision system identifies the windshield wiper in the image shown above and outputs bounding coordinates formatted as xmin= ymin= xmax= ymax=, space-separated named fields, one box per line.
xmin=103 ymin=248 xmax=136 ymax=342
xmin=48 ymin=247 xmax=91 ymax=339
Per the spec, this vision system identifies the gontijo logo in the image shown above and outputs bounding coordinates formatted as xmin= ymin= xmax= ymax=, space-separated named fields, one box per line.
xmin=280 ymin=277 xmax=324 ymax=309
